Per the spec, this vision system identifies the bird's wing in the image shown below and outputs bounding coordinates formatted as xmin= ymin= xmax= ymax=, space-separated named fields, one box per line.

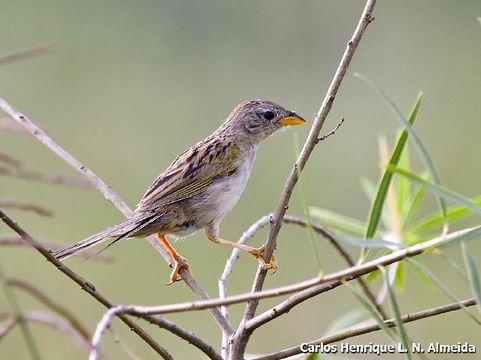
xmin=137 ymin=139 xmax=241 ymax=211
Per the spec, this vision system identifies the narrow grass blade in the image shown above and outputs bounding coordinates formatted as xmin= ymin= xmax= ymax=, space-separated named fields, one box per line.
xmin=394 ymin=260 xmax=406 ymax=292
xmin=380 ymin=266 xmax=412 ymax=360
xmin=461 ymin=243 xmax=481 ymax=315
xmin=397 ymin=144 xmax=411 ymax=215
xmin=407 ymin=258 xmax=481 ymax=325
xmin=411 ymin=196 xmax=481 ymax=235
xmin=0 ymin=265 xmax=42 ymax=360
xmin=360 ymin=177 xmax=392 ymax=231
xmin=356 ymin=73 xmax=448 ymax=233
xmin=309 ymin=207 xmax=365 ymax=236
xmin=391 ymin=167 xmax=481 ymax=216
xmin=358 ymin=90 xmax=423 ymax=260
xmin=401 ymin=177 xmax=427 ymax=231
xmin=336 ymin=233 xmax=405 ymax=250
xmin=344 ymin=282 xmax=398 ymax=343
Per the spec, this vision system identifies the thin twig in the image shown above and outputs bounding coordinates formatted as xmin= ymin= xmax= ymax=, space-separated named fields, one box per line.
xmin=252 ymin=298 xmax=477 ymax=360
xmin=218 ymin=215 xmax=272 ymax=358
xmin=0 ymin=236 xmax=112 ymax=262
xmin=316 ymin=117 xmax=345 ymax=143
xmin=0 ymin=97 xmax=231 ymax=335
xmin=0 ymin=165 xmax=93 ymax=189
xmin=0 ymin=44 xmax=55 ymax=65
xmin=108 ymin=326 xmax=139 ymax=360
xmin=0 ymin=313 xmax=16 ymax=340
xmin=0 ymin=152 xmax=22 ymax=167
xmin=8 ymin=278 xmax=90 ymax=340
xmin=233 ymin=1 xmax=377 ymax=356
xmin=0 ymin=198 xmax=53 ymax=217
xmin=0 ymin=210 xmax=173 ymax=359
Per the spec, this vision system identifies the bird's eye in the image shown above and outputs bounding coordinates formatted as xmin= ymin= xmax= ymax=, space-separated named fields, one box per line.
xmin=263 ymin=111 xmax=275 ymax=120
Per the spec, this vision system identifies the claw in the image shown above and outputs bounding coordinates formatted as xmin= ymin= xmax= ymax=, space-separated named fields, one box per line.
xmin=250 ymin=244 xmax=277 ymax=272
xmin=165 ymin=256 xmax=189 ymax=286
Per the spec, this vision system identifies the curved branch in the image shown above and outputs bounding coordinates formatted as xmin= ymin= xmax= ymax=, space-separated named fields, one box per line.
xmin=252 ymin=298 xmax=477 ymax=360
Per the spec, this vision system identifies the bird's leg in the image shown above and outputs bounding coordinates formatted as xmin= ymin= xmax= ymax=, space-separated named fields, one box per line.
xmin=156 ymin=232 xmax=190 ymax=285
xmin=207 ymin=236 xmax=277 ymax=271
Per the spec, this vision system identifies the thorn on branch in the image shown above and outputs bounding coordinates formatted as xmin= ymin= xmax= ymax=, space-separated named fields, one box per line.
xmin=316 ymin=117 xmax=345 ymax=143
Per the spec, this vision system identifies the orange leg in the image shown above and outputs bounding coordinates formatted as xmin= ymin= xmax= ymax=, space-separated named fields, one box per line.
xmin=156 ymin=232 xmax=190 ymax=285
xmin=207 ymin=236 xmax=277 ymax=271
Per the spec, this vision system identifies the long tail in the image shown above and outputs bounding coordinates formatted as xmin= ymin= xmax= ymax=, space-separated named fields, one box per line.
xmin=53 ymin=214 xmax=160 ymax=261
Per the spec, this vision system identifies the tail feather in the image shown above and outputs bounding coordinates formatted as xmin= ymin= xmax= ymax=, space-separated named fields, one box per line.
xmin=53 ymin=214 xmax=159 ymax=261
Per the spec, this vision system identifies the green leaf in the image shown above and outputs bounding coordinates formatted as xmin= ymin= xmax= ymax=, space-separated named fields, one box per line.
xmin=380 ymin=266 xmax=412 ymax=360
xmin=397 ymin=141 xmax=411 ymax=214
xmin=359 ymin=90 xmax=422 ymax=258
xmin=390 ymin=167 xmax=481 ymax=216
xmin=355 ymin=73 xmax=448 ymax=234
xmin=401 ymin=176 xmax=427 ymax=231
xmin=411 ymin=196 xmax=481 ymax=235
xmin=407 ymin=258 xmax=481 ymax=325
xmin=365 ymin=268 xmax=381 ymax=283
xmin=336 ymin=233 xmax=405 ymax=250
xmin=462 ymin=243 xmax=481 ymax=315
xmin=360 ymin=177 xmax=392 ymax=231
xmin=309 ymin=207 xmax=365 ymax=236
xmin=394 ymin=260 xmax=406 ymax=292
xmin=344 ymin=282 xmax=398 ymax=343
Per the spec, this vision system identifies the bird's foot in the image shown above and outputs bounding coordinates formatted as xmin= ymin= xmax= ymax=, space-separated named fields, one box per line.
xmin=166 ymin=255 xmax=190 ymax=286
xmin=250 ymin=244 xmax=277 ymax=272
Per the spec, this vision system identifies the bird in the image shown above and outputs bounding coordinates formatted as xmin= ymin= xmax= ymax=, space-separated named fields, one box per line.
xmin=53 ymin=100 xmax=305 ymax=284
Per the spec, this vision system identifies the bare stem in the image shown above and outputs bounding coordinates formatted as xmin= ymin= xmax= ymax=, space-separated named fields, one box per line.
xmin=252 ymin=298 xmax=477 ymax=360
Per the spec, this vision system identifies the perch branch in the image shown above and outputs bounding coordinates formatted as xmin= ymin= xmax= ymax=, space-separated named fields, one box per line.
xmin=252 ymin=298 xmax=477 ymax=360
xmin=0 ymin=43 xmax=55 ymax=65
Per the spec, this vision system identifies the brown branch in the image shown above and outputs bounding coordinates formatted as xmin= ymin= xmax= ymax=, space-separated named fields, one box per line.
xmin=8 ymin=278 xmax=90 ymax=340
xmin=0 ymin=97 xmax=231 ymax=335
xmin=0 ymin=198 xmax=53 ymax=217
xmin=0 ymin=43 xmax=55 ymax=65
xmin=233 ymin=1 xmax=378 ymax=356
xmin=0 ymin=152 xmax=22 ymax=167
xmin=0 ymin=236 xmax=112 ymax=262
xmin=0 ymin=165 xmax=93 ymax=189
xmin=252 ymin=298 xmax=477 ymax=360
xmin=0 ymin=209 xmax=173 ymax=360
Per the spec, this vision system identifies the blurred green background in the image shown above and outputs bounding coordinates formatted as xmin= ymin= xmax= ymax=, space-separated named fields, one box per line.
xmin=1 ymin=0 xmax=481 ymax=359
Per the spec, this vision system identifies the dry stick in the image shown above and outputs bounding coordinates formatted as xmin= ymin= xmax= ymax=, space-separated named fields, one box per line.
xmin=0 ymin=118 xmax=27 ymax=131
xmin=89 ymin=309 xmax=225 ymax=360
xmin=0 ymin=152 xmax=22 ymax=167
xmin=0 ymin=198 xmax=53 ymax=217
xmin=0 ymin=43 xmax=55 ymax=65
xmin=252 ymin=298 xmax=478 ymax=360
xmin=218 ymin=215 xmax=272 ymax=358
xmin=0 ymin=165 xmax=93 ymax=189
xmin=233 ymin=1 xmax=378 ymax=356
xmin=0 ymin=236 xmax=112 ymax=262
xmin=0 ymin=97 xmax=232 ymax=335
xmin=8 ymin=278 xmax=90 ymax=340
xmin=90 ymin=225 xmax=479 ymax=321
xmin=0 ymin=210 xmax=174 ymax=360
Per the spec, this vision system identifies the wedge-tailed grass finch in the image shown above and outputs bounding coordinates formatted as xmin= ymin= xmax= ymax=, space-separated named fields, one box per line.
xmin=54 ymin=100 xmax=305 ymax=284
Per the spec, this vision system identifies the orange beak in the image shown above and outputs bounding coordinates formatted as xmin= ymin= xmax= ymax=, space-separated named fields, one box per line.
xmin=278 ymin=112 xmax=305 ymax=126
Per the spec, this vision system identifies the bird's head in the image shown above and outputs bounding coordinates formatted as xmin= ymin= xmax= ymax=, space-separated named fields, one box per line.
xmin=222 ymin=100 xmax=305 ymax=144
